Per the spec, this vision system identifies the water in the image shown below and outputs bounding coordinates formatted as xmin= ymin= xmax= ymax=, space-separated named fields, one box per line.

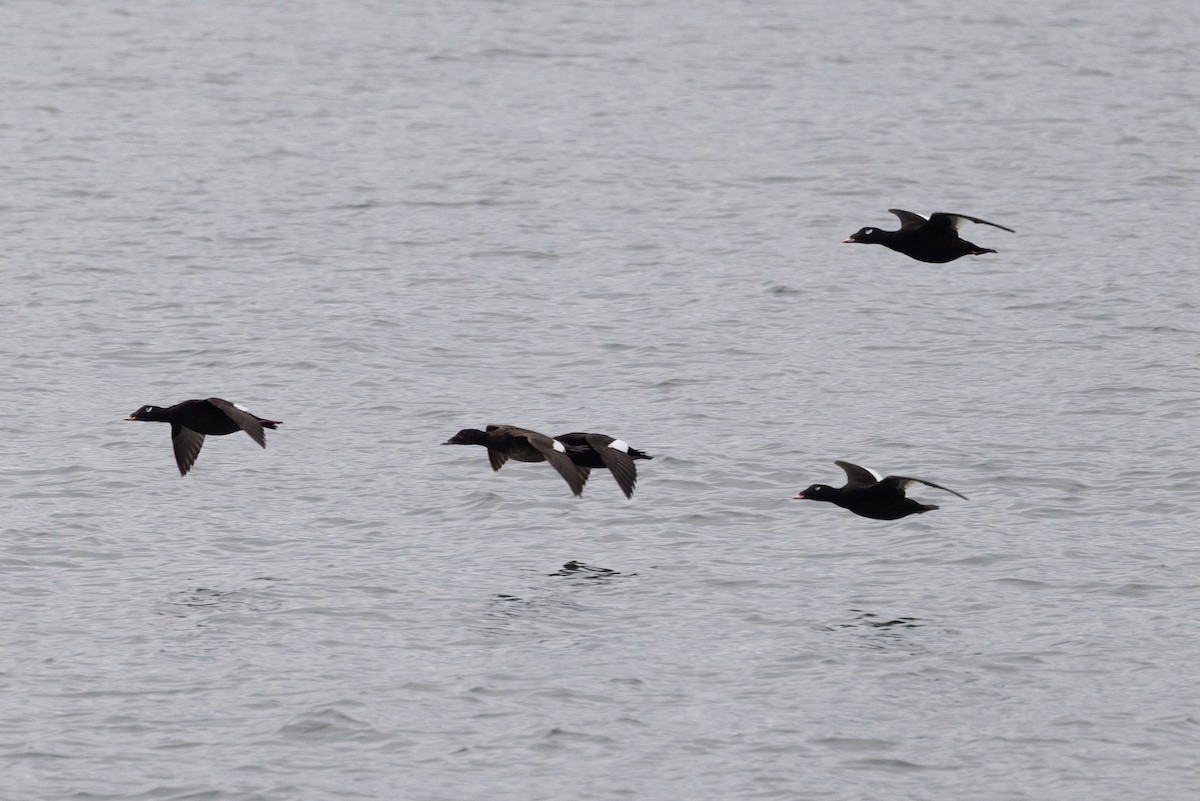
xmin=3 ymin=0 xmax=1200 ymax=799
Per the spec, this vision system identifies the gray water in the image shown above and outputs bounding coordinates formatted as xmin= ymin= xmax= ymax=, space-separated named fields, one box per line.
xmin=3 ymin=0 xmax=1200 ymax=799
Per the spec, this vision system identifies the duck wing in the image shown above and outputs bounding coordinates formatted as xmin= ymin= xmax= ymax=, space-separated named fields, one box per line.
xmin=513 ymin=428 xmax=588 ymax=497
xmin=584 ymin=434 xmax=639 ymax=499
xmin=887 ymin=209 xmax=929 ymax=230
xmin=171 ymin=424 xmax=206 ymax=476
xmin=835 ymin=460 xmax=883 ymax=488
xmin=878 ymin=474 xmax=968 ymax=500
xmin=487 ymin=449 xmax=510 ymax=472
xmin=477 ymin=425 xmax=513 ymax=471
xmin=207 ymin=398 xmax=267 ymax=447
xmin=928 ymin=212 xmax=1015 ymax=234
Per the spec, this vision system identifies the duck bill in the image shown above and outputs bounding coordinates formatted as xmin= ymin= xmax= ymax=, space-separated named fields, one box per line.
xmin=841 ymin=237 xmax=857 ymax=244
xmin=791 ymin=493 xmax=807 ymax=500
xmin=124 ymin=415 xmax=137 ymax=421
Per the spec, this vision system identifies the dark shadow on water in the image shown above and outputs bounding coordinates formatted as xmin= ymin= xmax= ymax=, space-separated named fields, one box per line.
xmin=156 ymin=577 xmax=284 ymax=619
xmin=850 ymin=609 xmax=922 ymax=629
xmin=820 ymin=609 xmax=924 ymax=632
xmin=547 ymin=560 xmax=635 ymax=580
xmin=475 ymin=563 xmax=641 ymax=636
xmin=814 ymin=609 xmax=933 ymax=653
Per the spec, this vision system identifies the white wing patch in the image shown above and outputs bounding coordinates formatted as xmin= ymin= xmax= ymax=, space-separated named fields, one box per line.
xmin=552 ymin=439 xmax=566 ymax=453
xmin=608 ymin=439 xmax=629 ymax=453
xmin=233 ymin=402 xmax=250 ymax=412
xmin=866 ymin=466 xmax=883 ymax=481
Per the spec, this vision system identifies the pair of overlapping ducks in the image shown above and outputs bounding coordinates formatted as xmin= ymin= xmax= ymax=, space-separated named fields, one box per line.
xmin=126 ymin=210 xmax=1010 ymax=520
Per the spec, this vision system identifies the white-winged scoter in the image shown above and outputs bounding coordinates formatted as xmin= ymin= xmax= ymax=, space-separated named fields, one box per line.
xmin=792 ymin=460 xmax=967 ymax=520
xmin=553 ymin=432 xmax=653 ymax=499
xmin=843 ymin=209 xmax=1014 ymax=263
xmin=125 ymin=398 xmax=281 ymax=476
xmin=444 ymin=425 xmax=588 ymax=497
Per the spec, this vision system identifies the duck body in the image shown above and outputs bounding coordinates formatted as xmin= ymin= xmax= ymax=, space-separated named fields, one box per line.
xmin=793 ymin=460 xmax=966 ymax=520
xmin=553 ymin=432 xmax=653 ymax=499
xmin=444 ymin=425 xmax=587 ymax=497
xmin=125 ymin=397 xmax=281 ymax=476
xmin=843 ymin=209 xmax=1014 ymax=263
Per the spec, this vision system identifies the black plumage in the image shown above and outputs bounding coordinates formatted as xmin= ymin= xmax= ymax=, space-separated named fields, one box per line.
xmin=792 ymin=460 xmax=967 ymax=520
xmin=843 ymin=209 xmax=1014 ymax=263
xmin=125 ymin=398 xmax=281 ymax=476
xmin=553 ymin=432 xmax=653 ymax=499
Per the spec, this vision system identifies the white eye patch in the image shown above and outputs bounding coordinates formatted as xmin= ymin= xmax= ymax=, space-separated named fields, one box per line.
xmin=608 ymin=439 xmax=629 ymax=453
xmin=865 ymin=228 xmax=874 ymax=235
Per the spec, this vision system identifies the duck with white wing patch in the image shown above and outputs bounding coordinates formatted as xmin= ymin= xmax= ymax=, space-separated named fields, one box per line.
xmin=793 ymin=460 xmax=967 ymax=520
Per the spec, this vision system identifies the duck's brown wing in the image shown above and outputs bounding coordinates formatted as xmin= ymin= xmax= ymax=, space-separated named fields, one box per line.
xmin=585 ymin=434 xmax=639 ymax=499
xmin=928 ymin=212 xmax=1015 ymax=233
xmin=481 ymin=425 xmax=514 ymax=471
xmin=171 ymin=424 xmax=206 ymax=476
xmin=207 ymin=398 xmax=267 ymax=447
xmin=834 ymin=460 xmax=883 ymax=488
xmin=487 ymin=449 xmax=510 ymax=472
xmin=879 ymin=475 xmax=968 ymax=500
xmin=519 ymin=430 xmax=588 ymax=497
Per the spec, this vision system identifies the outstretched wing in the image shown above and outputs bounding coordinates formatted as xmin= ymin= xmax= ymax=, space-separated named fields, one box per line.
xmin=171 ymin=424 xmax=206 ymax=476
xmin=928 ymin=212 xmax=1015 ymax=233
xmin=482 ymin=425 xmax=512 ymax=471
xmin=207 ymin=398 xmax=267 ymax=448
xmin=887 ymin=209 xmax=929 ymax=230
xmin=518 ymin=430 xmax=588 ymax=497
xmin=487 ymin=449 xmax=510 ymax=472
xmin=879 ymin=475 xmax=968 ymax=500
xmin=585 ymin=434 xmax=639 ymax=499
xmin=835 ymin=460 xmax=883 ymax=488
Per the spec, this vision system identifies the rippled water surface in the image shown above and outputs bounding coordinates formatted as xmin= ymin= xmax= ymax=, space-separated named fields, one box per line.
xmin=4 ymin=1 xmax=1200 ymax=799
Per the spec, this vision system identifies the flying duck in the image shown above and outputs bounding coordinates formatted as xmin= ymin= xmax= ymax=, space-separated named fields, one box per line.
xmin=125 ymin=398 xmax=281 ymax=476
xmin=553 ymin=432 xmax=653 ymax=499
xmin=444 ymin=425 xmax=587 ymax=497
xmin=792 ymin=460 xmax=967 ymax=520
xmin=843 ymin=209 xmax=1014 ymax=263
